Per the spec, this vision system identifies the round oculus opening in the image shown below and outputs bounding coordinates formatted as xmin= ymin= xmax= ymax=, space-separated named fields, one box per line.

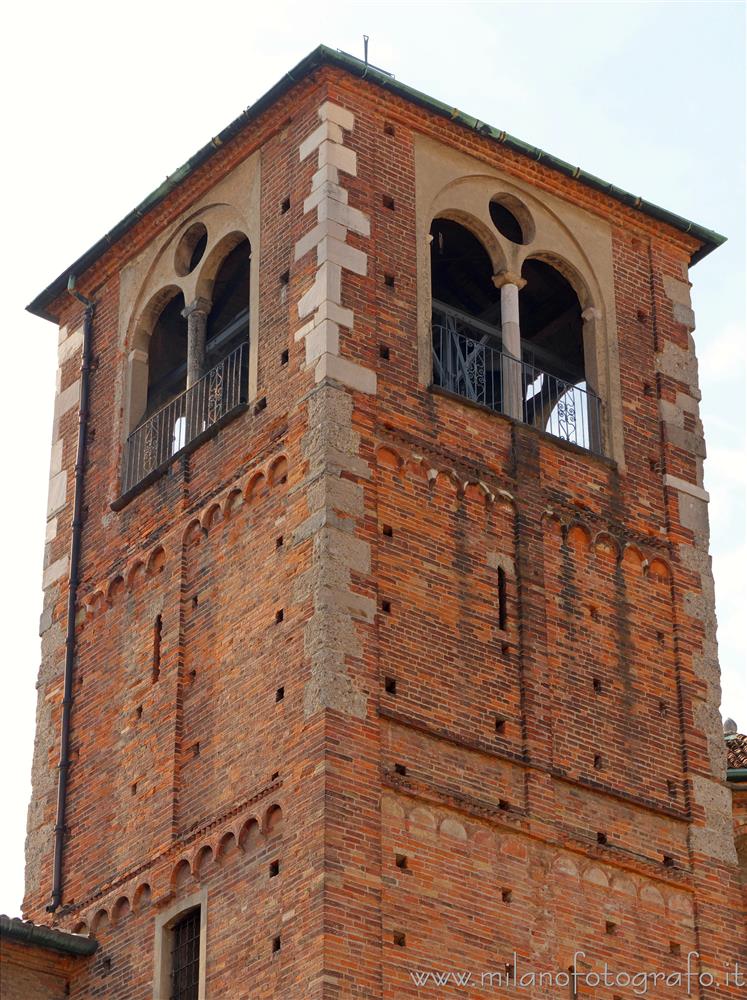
xmin=174 ymin=222 xmax=208 ymax=276
xmin=488 ymin=195 xmax=535 ymax=245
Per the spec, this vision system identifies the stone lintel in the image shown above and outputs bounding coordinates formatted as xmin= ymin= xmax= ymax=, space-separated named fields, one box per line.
xmin=663 ymin=474 xmax=709 ymax=503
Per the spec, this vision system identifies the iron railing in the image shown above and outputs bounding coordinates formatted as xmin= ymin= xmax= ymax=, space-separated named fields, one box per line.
xmin=432 ymin=304 xmax=602 ymax=454
xmin=121 ymin=342 xmax=248 ymax=495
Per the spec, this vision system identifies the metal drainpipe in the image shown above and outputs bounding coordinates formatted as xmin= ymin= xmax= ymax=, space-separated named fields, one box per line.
xmin=48 ymin=276 xmax=95 ymax=913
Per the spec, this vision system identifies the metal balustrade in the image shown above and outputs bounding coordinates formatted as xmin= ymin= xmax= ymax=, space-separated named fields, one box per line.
xmin=121 ymin=342 xmax=248 ymax=495
xmin=432 ymin=304 xmax=602 ymax=454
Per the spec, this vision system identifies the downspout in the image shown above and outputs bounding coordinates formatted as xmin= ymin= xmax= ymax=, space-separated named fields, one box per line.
xmin=48 ymin=276 xmax=95 ymax=913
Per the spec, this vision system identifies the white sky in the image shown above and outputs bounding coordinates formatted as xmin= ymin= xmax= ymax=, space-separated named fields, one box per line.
xmin=1 ymin=1 xmax=744 ymax=919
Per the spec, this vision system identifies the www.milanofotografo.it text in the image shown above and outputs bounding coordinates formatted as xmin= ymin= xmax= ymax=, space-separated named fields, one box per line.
xmin=408 ymin=952 xmax=746 ymax=995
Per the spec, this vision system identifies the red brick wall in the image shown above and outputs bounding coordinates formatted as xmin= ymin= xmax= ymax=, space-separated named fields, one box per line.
xmin=24 ymin=63 xmax=745 ymax=999
xmin=0 ymin=941 xmax=77 ymax=1000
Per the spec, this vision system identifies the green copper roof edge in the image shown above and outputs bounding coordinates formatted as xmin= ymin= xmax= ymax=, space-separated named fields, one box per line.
xmin=27 ymin=43 xmax=726 ymax=322
xmin=0 ymin=914 xmax=98 ymax=957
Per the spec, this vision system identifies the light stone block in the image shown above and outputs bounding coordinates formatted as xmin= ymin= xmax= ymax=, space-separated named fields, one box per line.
xmin=318 ymin=197 xmax=370 ymax=237
xmin=317 ymin=141 xmax=357 ymax=177
xmin=300 ymin=121 xmax=344 ymax=161
xmin=294 ymin=318 xmax=317 ymax=343
xmin=311 ymin=164 xmax=340 ymax=190
xmin=54 ymin=379 xmax=81 ymax=421
xmin=690 ymin=775 xmax=738 ymax=864
xmin=295 ymin=219 xmax=348 ymax=262
xmin=47 ymin=470 xmax=67 ymax=517
xmin=317 ymin=101 xmax=355 ymax=132
xmin=305 ymin=320 xmax=340 ymax=364
xmin=673 ymin=301 xmax=696 ymax=331
xmin=315 ymin=353 xmax=377 ymax=395
xmin=49 ymin=439 xmax=64 ymax=478
xmin=663 ymin=274 xmax=692 ymax=307
xmin=58 ymin=327 xmax=84 ymax=365
xmin=43 ymin=555 xmax=68 ymax=590
xmin=663 ymin=474 xmax=709 ymax=502
xmin=298 ymin=261 xmax=343 ymax=318
xmin=655 ymin=341 xmax=699 ymax=391
xmin=304 ymin=181 xmax=349 ymax=215
xmin=314 ymin=299 xmax=354 ymax=329
xmin=676 ymin=391 xmax=700 ymax=414
xmin=317 ymin=236 xmax=367 ymax=276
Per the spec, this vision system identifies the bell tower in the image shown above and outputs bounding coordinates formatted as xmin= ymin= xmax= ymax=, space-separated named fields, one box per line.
xmin=16 ymin=45 xmax=744 ymax=1000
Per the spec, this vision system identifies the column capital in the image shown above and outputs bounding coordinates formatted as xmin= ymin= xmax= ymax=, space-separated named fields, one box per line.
xmin=582 ymin=306 xmax=602 ymax=323
xmin=182 ymin=296 xmax=212 ymax=319
xmin=492 ymin=271 xmax=527 ymax=291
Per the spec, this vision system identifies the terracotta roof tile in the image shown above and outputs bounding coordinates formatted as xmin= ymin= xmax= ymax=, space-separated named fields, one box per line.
xmin=726 ymin=732 xmax=747 ymax=771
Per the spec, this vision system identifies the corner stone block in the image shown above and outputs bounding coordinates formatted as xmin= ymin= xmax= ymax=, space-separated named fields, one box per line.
xmin=314 ymin=299 xmax=354 ymax=330
xmin=317 ymin=141 xmax=357 ymax=178
xmin=300 ymin=120 xmax=345 ymax=161
xmin=311 ymin=164 xmax=340 ymax=191
xmin=42 ymin=555 xmax=68 ymax=590
xmin=317 ymin=101 xmax=355 ymax=132
xmin=304 ymin=181 xmax=349 ymax=215
xmin=317 ymin=236 xmax=367 ymax=276
xmin=294 ymin=219 xmax=348 ymax=262
xmin=314 ymin=353 xmax=377 ymax=395
xmin=298 ymin=261 xmax=343 ymax=319
xmin=655 ymin=342 xmax=699 ymax=393
xmin=672 ymin=302 xmax=696 ymax=331
xmin=662 ymin=275 xmax=693 ymax=307
xmin=304 ymin=320 xmax=340 ymax=365
xmin=318 ymin=197 xmax=370 ymax=238
xmin=47 ymin=470 xmax=67 ymax=518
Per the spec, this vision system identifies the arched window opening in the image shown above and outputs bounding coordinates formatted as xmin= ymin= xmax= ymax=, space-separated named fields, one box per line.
xmin=120 ymin=236 xmax=251 ymax=499
xmin=205 ymin=237 xmax=251 ymax=368
xmin=520 ymin=260 xmax=600 ymax=451
xmin=430 ymin=219 xmax=505 ymax=410
xmin=520 ymin=260 xmax=584 ymax=383
xmin=428 ymin=221 xmax=602 ymax=454
xmin=430 ymin=219 xmax=501 ymax=325
xmin=145 ymin=292 xmax=187 ymax=420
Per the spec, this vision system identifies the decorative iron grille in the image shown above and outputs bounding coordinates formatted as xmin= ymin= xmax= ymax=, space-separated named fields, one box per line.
xmin=432 ymin=303 xmax=602 ymax=454
xmin=170 ymin=908 xmax=200 ymax=1000
xmin=121 ymin=342 xmax=247 ymax=495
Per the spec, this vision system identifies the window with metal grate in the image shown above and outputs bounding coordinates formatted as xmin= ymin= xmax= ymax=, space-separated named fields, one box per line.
xmin=170 ymin=907 xmax=200 ymax=1000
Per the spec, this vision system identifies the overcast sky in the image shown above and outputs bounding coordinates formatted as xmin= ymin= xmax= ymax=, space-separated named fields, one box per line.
xmin=1 ymin=1 xmax=743 ymax=919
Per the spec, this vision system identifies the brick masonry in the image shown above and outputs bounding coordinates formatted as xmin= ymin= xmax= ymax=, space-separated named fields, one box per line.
xmin=19 ymin=62 xmax=746 ymax=998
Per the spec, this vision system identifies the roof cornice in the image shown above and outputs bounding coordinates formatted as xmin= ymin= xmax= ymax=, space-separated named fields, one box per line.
xmin=27 ymin=44 xmax=726 ymax=322
xmin=0 ymin=914 xmax=98 ymax=957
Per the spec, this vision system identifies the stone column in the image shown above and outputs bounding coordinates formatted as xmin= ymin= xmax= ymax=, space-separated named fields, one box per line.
xmin=581 ymin=307 xmax=603 ymax=452
xmin=182 ymin=297 xmax=211 ymax=388
xmin=493 ymin=271 xmax=526 ymax=421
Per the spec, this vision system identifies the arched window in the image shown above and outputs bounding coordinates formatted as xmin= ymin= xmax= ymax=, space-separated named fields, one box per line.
xmin=430 ymin=219 xmax=504 ymax=410
xmin=520 ymin=260 xmax=584 ymax=384
xmin=429 ymin=217 xmax=601 ymax=453
xmin=120 ymin=235 xmax=251 ymax=497
xmin=430 ymin=219 xmax=501 ymax=325
xmin=520 ymin=259 xmax=600 ymax=451
xmin=144 ymin=291 xmax=187 ymax=420
xmin=205 ymin=237 xmax=250 ymax=367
